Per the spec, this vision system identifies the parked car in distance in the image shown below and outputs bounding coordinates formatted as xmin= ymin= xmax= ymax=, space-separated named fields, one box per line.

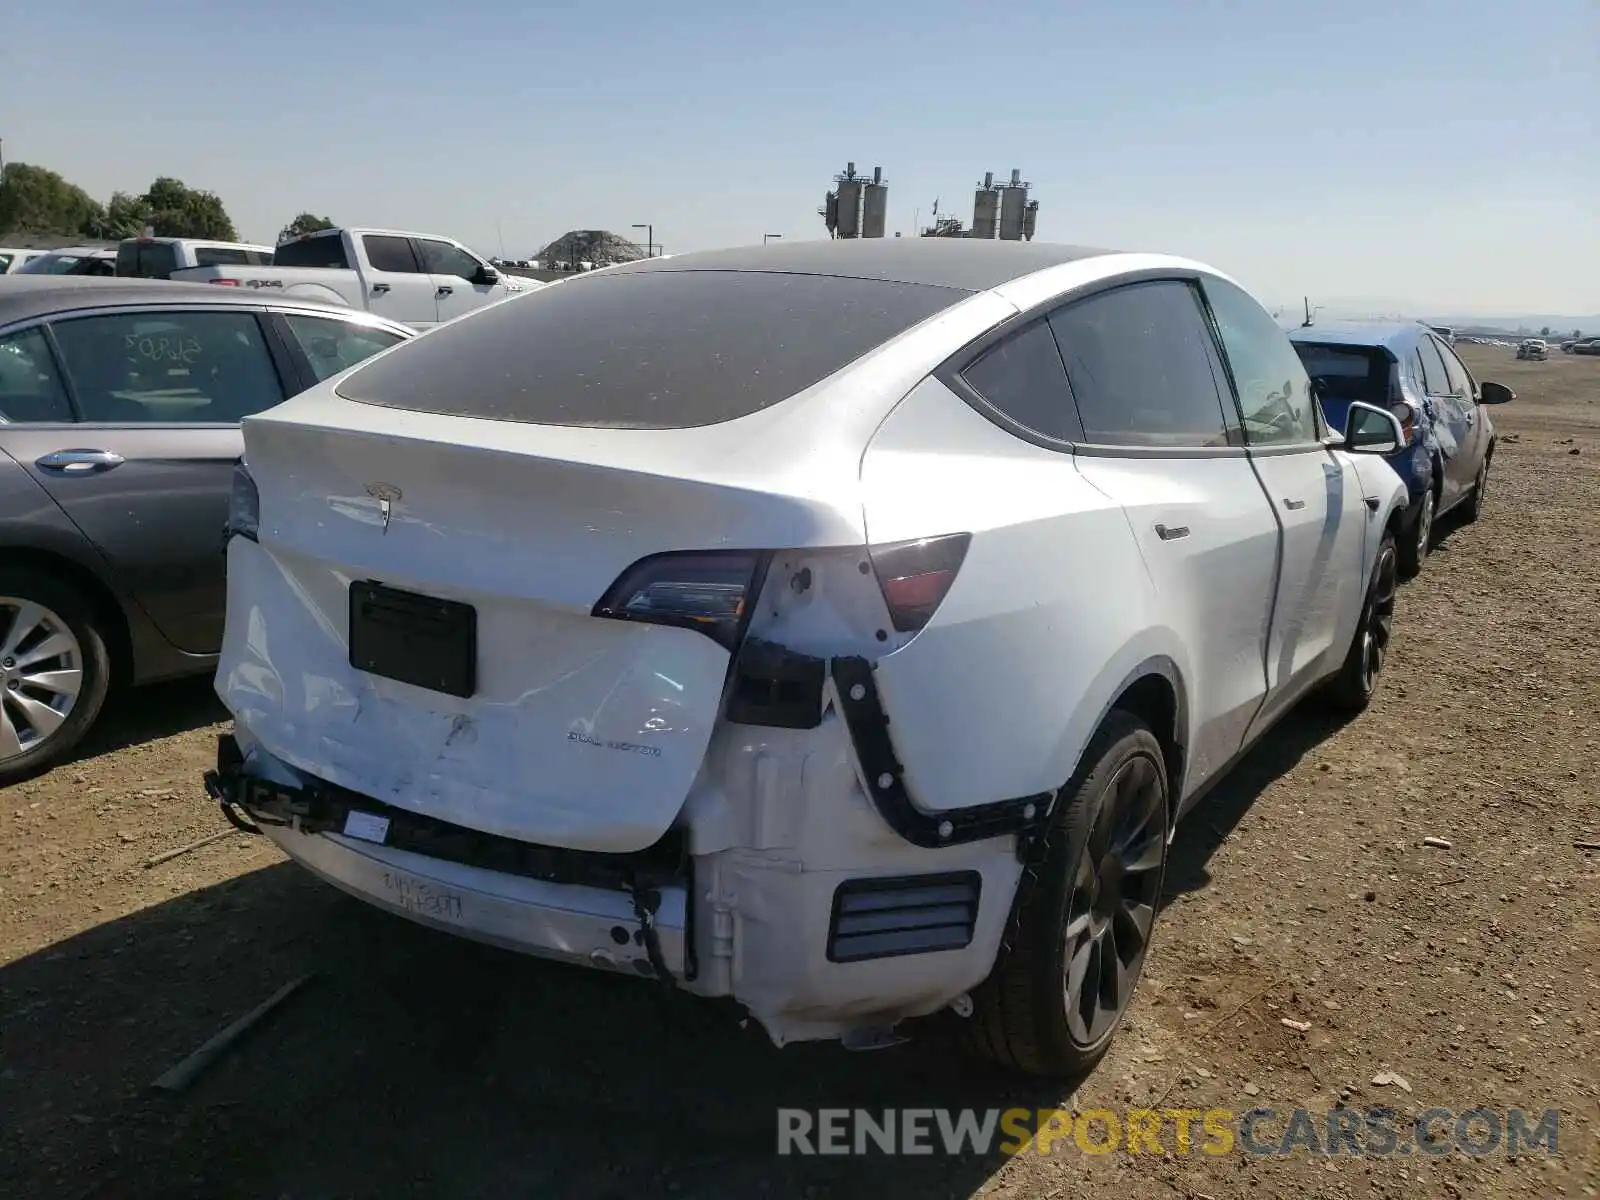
xmin=116 ymin=236 xmax=275 ymax=279
xmin=1427 ymin=324 xmax=1455 ymax=346
xmin=1516 ymin=338 xmax=1549 ymax=361
xmin=1560 ymin=337 xmax=1600 ymax=356
xmin=1291 ymin=322 xmax=1513 ymax=577
xmin=169 ymin=226 xmax=545 ymax=328
xmin=1 ymin=249 xmax=47 ymax=275
xmin=208 ymin=239 xmax=1411 ymax=1079
xmin=0 ymin=277 xmax=414 ymax=782
xmin=12 ymin=246 xmax=117 ymax=277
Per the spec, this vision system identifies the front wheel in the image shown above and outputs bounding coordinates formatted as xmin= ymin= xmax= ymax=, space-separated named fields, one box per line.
xmin=968 ymin=710 xmax=1170 ymax=1078
xmin=1462 ymin=453 xmax=1491 ymax=523
xmin=1323 ymin=530 xmax=1398 ymax=713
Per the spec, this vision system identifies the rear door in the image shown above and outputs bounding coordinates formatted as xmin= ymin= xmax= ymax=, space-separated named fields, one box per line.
xmin=0 ymin=306 xmax=294 ymax=654
xmin=1202 ymin=276 xmax=1366 ymax=724
xmin=1045 ymin=279 xmax=1282 ymax=794
xmin=413 ymin=237 xmax=495 ymax=324
xmin=357 ymin=235 xmax=439 ymax=327
xmin=1416 ymin=333 xmax=1471 ymax=505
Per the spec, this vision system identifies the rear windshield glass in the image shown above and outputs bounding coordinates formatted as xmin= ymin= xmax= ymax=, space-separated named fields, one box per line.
xmin=273 ymin=235 xmax=350 ymax=269
xmin=1291 ymin=343 xmax=1390 ymax=403
xmin=116 ymin=241 xmax=180 ymax=279
xmin=339 ymin=270 xmax=968 ymax=428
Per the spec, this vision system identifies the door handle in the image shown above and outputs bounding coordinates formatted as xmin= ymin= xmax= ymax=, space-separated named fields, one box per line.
xmin=1154 ymin=523 xmax=1190 ymax=541
xmin=371 ymin=283 xmax=391 ymax=294
xmin=37 ymin=449 xmax=125 ymax=474
xmin=436 ymin=285 xmax=453 ymax=296
xmin=1283 ymin=498 xmax=1307 ymax=511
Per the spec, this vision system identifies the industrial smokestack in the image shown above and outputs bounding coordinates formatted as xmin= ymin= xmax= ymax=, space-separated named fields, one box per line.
xmin=983 ymin=171 xmax=994 ymax=189
xmin=1010 ymin=168 xmax=1021 ymax=186
xmin=872 ymin=165 xmax=882 ymax=185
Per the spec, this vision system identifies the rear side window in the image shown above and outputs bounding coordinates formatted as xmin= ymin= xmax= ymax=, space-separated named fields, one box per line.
xmin=272 ymin=236 xmax=350 ymax=269
xmin=362 ymin=235 xmax=421 ymax=274
xmin=1047 ymin=280 xmax=1233 ymax=447
xmin=0 ymin=327 xmax=74 ymax=422
xmin=340 ymin=271 xmax=966 ymax=428
xmin=280 ymin=314 xmax=407 ymax=383
xmin=50 ymin=310 xmax=286 ymax=423
xmin=960 ymin=318 xmax=1080 ymax=443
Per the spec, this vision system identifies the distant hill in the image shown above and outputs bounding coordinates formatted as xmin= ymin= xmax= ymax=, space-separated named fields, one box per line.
xmin=532 ymin=230 xmax=647 ymax=267
xmin=1426 ymin=315 xmax=1600 ymax=336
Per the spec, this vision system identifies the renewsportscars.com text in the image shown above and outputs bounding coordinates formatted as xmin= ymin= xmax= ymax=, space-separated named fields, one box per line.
xmin=776 ymin=1106 xmax=1560 ymax=1158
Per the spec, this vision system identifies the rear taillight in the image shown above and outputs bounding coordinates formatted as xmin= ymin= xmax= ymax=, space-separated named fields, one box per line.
xmin=1389 ymin=401 xmax=1415 ymax=444
xmin=868 ymin=534 xmax=971 ymax=632
xmin=208 ymin=277 xmax=240 ymax=286
xmin=593 ymin=551 xmax=768 ymax=651
xmin=225 ymin=460 xmax=259 ymax=543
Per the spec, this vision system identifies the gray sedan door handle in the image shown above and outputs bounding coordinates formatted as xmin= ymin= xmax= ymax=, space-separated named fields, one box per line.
xmin=371 ymin=283 xmax=391 ymax=294
xmin=1154 ymin=523 xmax=1190 ymax=541
xmin=1283 ymin=498 xmax=1307 ymax=510
xmin=36 ymin=449 xmax=125 ymax=474
xmin=436 ymin=285 xmax=453 ymax=296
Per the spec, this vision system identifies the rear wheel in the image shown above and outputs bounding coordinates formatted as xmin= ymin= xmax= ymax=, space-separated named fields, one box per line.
xmin=1397 ymin=489 xmax=1434 ymax=579
xmin=0 ymin=569 xmax=112 ymax=785
xmin=1324 ymin=530 xmax=1398 ymax=713
xmin=968 ymin=710 xmax=1170 ymax=1078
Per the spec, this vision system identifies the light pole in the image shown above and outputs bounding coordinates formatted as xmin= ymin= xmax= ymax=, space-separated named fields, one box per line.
xmin=763 ymin=233 xmax=782 ymax=245
xmin=632 ymin=223 xmax=654 ymax=257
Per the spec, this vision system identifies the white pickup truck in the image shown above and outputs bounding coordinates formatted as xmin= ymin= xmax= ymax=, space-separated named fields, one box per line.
xmin=171 ymin=227 xmax=542 ymax=328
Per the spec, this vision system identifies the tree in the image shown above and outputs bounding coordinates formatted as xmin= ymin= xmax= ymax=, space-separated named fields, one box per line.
xmin=278 ymin=212 xmax=335 ymax=243
xmin=0 ymin=162 xmax=103 ymax=236
xmin=84 ymin=191 xmax=154 ymax=240
xmin=140 ymin=176 xmax=237 ymax=240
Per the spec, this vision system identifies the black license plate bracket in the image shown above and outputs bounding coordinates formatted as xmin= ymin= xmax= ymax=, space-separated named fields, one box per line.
xmin=349 ymin=580 xmax=477 ymax=697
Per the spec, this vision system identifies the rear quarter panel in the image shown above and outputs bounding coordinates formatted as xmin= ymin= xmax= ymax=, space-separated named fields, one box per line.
xmin=859 ymin=377 xmax=1190 ymax=813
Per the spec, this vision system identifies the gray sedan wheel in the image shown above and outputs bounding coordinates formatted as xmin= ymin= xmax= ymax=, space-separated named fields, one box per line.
xmin=0 ymin=571 xmax=112 ymax=784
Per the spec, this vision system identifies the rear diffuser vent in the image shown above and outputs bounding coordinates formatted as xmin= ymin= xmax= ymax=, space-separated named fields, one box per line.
xmin=826 ymin=871 xmax=981 ymax=964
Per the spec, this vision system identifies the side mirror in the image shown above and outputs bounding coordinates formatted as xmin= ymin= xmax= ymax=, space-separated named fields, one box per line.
xmin=1479 ymin=381 xmax=1515 ymax=405
xmin=474 ymin=264 xmax=500 ymax=286
xmin=1343 ymin=401 xmax=1404 ymax=455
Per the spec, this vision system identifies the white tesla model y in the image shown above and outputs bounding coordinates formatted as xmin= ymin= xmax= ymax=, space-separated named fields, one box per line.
xmin=208 ymin=239 xmax=1409 ymax=1077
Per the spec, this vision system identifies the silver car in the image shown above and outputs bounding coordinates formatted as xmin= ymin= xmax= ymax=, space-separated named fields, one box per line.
xmin=0 ymin=278 xmax=414 ymax=780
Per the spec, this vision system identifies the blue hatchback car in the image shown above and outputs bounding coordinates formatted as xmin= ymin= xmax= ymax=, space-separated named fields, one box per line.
xmin=1289 ymin=322 xmax=1513 ymax=576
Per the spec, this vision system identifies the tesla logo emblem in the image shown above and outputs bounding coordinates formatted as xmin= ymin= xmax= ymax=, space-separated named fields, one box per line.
xmin=364 ymin=483 xmax=402 ymax=534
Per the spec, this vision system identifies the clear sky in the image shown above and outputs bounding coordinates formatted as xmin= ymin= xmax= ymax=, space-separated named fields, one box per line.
xmin=6 ymin=0 xmax=1596 ymax=316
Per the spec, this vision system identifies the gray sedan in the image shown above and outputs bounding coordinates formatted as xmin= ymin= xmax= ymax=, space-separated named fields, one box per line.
xmin=0 ymin=277 xmax=414 ymax=780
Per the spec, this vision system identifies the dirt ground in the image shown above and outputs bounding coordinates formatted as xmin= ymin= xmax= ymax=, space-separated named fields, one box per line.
xmin=2 ymin=345 xmax=1596 ymax=1199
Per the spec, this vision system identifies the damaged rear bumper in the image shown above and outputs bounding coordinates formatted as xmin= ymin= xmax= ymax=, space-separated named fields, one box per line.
xmin=204 ymin=734 xmax=689 ymax=982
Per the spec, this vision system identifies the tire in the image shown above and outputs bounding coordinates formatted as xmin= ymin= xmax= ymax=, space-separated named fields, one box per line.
xmin=1323 ymin=529 xmax=1398 ymax=713
xmin=1462 ymin=452 xmax=1491 ymax=524
xmin=0 ymin=567 xmax=113 ymax=785
xmin=968 ymin=710 xmax=1170 ymax=1078
xmin=1396 ymin=489 xmax=1434 ymax=579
